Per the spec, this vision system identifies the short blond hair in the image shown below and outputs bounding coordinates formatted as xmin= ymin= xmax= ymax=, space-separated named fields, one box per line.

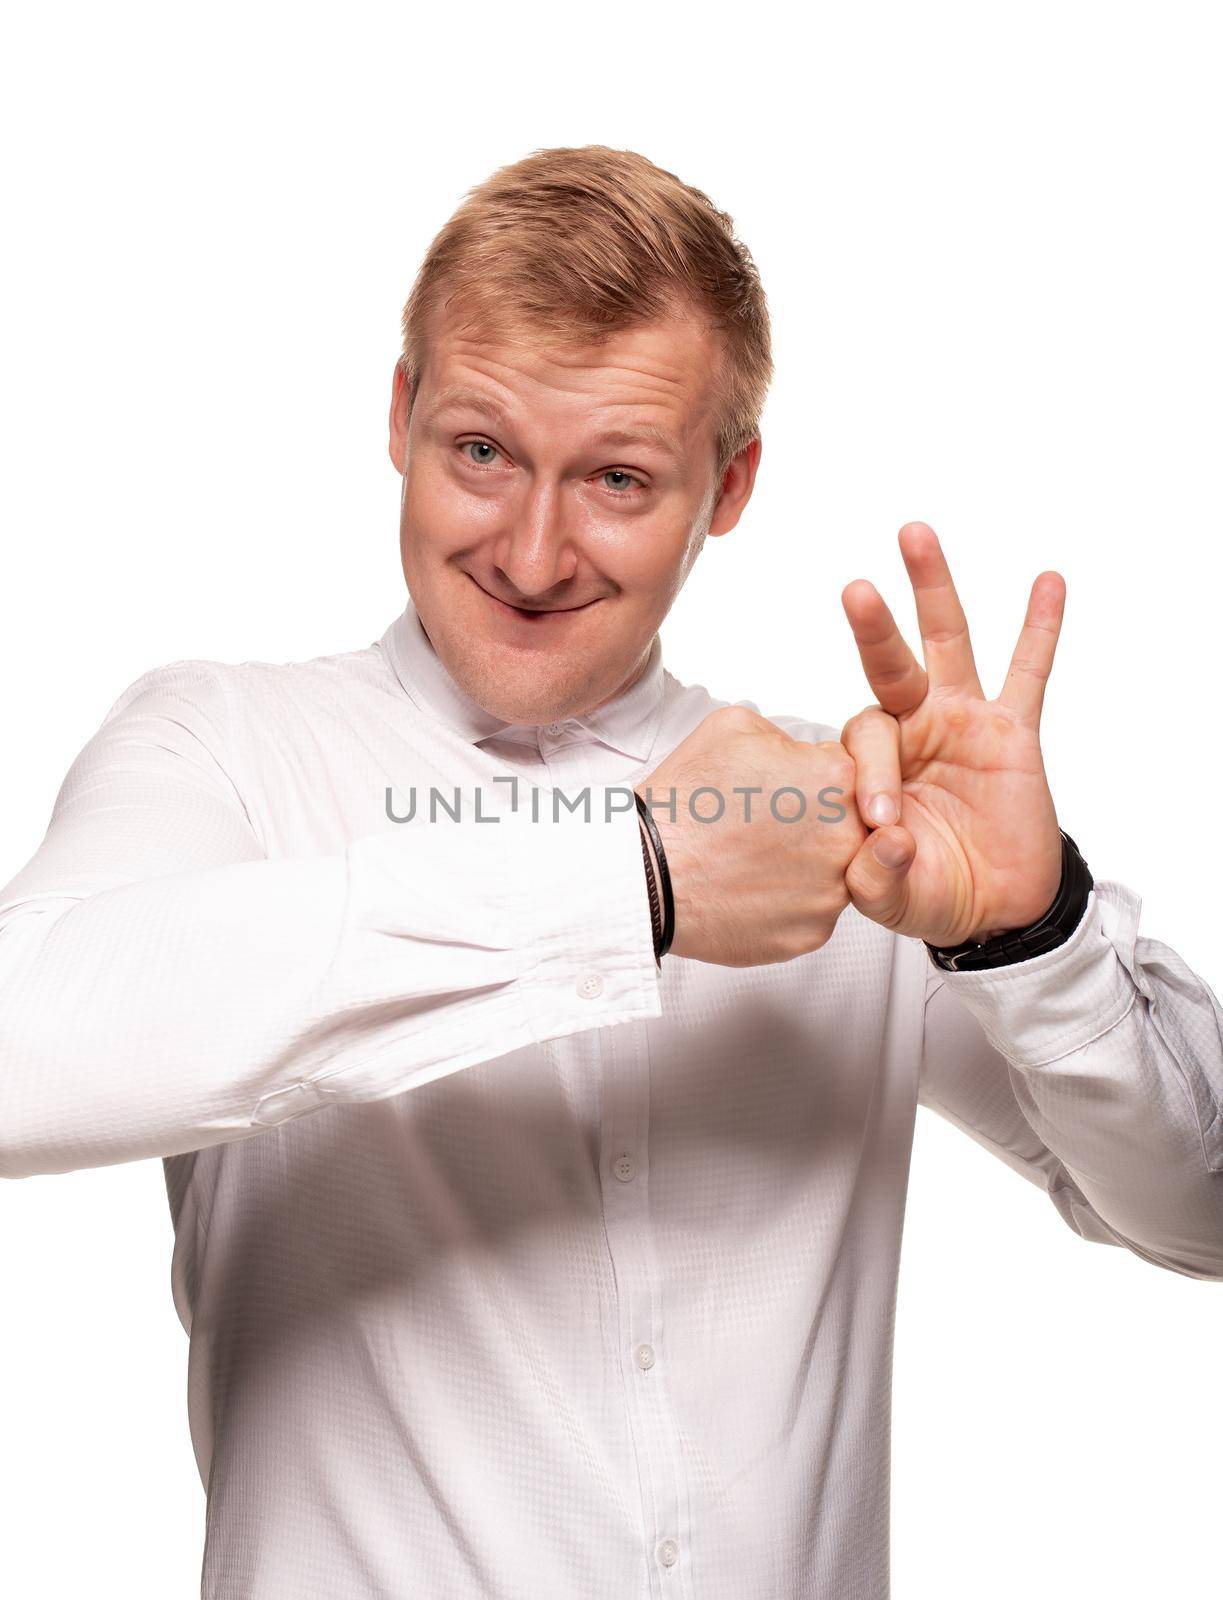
xmin=399 ymin=145 xmax=774 ymax=484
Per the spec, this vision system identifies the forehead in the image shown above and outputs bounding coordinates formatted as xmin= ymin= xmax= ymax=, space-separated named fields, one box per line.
xmin=420 ymin=303 xmax=724 ymax=444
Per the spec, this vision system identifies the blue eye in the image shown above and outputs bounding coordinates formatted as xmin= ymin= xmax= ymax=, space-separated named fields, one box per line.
xmin=602 ymin=470 xmax=645 ymax=496
xmin=458 ymin=439 xmax=646 ymax=497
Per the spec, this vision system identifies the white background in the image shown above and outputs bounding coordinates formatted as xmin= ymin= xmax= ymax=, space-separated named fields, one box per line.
xmin=2 ymin=2 xmax=1219 ymax=1593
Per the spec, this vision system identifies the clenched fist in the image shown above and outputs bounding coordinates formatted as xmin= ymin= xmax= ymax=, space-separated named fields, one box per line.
xmin=634 ymin=705 xmax=868 ymax=968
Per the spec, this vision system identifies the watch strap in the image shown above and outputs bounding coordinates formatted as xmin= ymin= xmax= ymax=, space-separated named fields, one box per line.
xmin=924 ymin=829 xmax=1093 ymax=973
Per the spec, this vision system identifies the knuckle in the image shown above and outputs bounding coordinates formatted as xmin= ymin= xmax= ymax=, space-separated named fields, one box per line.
xmin=840 ymin=703 xmax=887 ymax=740
xmin=812 ymin=739 xmax=855 ymax=784
xmin=712 ymin=704 xmax=760 ymax=734
xmin=844 ymin=862 xmax=872 ymax=903
xmin=798 ymin=897 xmax=849 ymax=957
xmin=775 ymin=927 xmax=817 ymax=962
xmin=774 ymin=897 xmax=849 ymax=961
xmin=1008 ymin=658 xmax=1048 ymax=682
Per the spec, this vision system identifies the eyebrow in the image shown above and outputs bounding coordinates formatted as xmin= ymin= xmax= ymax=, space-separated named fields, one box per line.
xmin=422 ymin=385 xmax=686 ymax=465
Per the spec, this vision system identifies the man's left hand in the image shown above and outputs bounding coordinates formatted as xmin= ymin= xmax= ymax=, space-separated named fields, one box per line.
xmin=837 ymin=521 xmax=1066 ymax=948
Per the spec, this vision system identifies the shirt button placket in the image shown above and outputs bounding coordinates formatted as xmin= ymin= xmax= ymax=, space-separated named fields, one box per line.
xmin=603 ymin=1050 xmax=687 ymax=1593
xmin=576 ymin=736 xmax=687 ymax=1597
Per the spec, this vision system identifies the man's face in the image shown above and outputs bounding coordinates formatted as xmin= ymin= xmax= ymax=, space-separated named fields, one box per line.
xmin=387 ymin=302 xmax=760 ymax=725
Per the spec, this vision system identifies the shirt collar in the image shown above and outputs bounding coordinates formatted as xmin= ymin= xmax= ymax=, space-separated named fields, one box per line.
xmin=378 ymin=595 xmax=666 ymax=763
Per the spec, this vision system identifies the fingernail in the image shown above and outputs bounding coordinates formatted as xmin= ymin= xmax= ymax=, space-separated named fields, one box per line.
xmin=869 ymin=794 xmax=898 ymax=826
xmin=874 ymin=832 xmax=909 ymax=868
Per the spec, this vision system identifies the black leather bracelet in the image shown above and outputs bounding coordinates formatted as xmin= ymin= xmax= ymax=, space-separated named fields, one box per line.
xmin=637 ymin=815 xmax=664 ymax=964
xmin=634 ymin=790 xmax=675 ymax=961
xmin=924 ymin=829 xmax=1093 ymax=972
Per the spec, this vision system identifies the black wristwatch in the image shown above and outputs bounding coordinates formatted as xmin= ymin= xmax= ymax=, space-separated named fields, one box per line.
xmin=924 ymin=830 xmax=1093 ymax=973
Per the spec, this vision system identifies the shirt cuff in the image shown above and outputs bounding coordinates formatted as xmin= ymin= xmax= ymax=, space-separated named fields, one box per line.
xmin=504 ymin=790 xmax=663 ymax=1042
xmin=925 ymin=881 xmax=1142 ymax=1068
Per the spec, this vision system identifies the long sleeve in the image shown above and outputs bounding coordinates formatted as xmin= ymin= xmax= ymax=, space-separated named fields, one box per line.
xmin=917 ymin=878 xmax=1223 ymax=1281
xmin=0 ymin=662 xmax=661 ymax=1179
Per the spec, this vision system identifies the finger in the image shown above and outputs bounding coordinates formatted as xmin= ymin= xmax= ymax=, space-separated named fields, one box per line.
xmin=997 ymin=570 xmax=1066 ymax=726
xmin=896 ymin=522 xmax=984 ymax=697
xmin=841 ymin=580 xmax=929 ymax=717
xmin=845 ymin=824 xmax=915 ymax=930
xmin=840 ymin=704 xmax=903 ymax=828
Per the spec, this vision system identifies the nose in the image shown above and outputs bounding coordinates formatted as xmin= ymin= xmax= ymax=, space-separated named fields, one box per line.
xmin=491 ymin=478 xmax=580 ymax=601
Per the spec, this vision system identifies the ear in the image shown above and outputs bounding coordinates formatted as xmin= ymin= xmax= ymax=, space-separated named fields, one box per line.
xmin=388 ymin=361 xmax=413 ymax=473
xmin=707 ymin=435 xmax=762 ymax=539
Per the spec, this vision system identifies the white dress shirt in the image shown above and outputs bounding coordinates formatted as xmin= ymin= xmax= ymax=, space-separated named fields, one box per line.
xmin=2 ymin=598 xmax=1221 ymax=1600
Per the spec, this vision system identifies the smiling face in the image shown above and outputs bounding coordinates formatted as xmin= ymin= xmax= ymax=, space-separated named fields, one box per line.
xmin=386 ymin=299 xmax=761 ymax=726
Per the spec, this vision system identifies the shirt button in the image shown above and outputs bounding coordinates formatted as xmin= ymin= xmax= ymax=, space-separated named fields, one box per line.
xmin=635 ymin=1343 xmax=656 ymax=1371
xmin=658 ymin=1538 xmax=679 ymax=1568
xmin=576 ymin=971 xmax=604 ymax=999
xmin=545 ymin=721 xmax=564 ymax=735
xmin=613 ymin=1152 xmax=636 ymax=1182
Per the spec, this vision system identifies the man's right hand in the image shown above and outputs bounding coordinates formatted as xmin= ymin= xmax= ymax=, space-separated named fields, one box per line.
xmin=635 ymin=706 xmax=868 ymax=968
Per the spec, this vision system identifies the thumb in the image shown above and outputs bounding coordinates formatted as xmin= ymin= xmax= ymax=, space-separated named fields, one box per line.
xmin=846 ymin=825 xmax=915 ymax=927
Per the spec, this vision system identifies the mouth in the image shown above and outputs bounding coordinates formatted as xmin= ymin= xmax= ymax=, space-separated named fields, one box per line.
xmin=467 ymin=573 xmax=599 ymax=622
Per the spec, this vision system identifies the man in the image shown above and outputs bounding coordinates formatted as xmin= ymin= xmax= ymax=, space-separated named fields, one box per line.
xmin=2 ymin=144 xmax=1220 ymax=1599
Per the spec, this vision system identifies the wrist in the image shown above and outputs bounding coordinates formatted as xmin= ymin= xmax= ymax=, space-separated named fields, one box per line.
xmin=925 ymin=830 xmax=1093 ymax=972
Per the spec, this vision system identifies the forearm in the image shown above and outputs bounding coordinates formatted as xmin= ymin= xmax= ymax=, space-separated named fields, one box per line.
xmin=926 ymin=880 xmax=1223 ymax=1280
xmin=0 ymin=802 xmax=660 ymax=1179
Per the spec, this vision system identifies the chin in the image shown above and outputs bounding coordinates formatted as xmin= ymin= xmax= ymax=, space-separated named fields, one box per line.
xmin=455 ymin=658 xmax=570 ymax=725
